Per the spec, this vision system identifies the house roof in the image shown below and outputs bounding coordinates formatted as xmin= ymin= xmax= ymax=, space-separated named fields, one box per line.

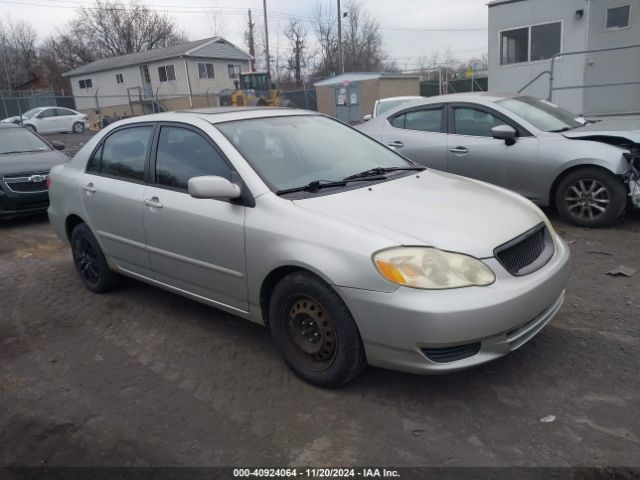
xmin=488 ymin=0 xmax=529 ymax=7
xmin=313 ymin=72 xmax=420 ymax=87
xmin=63 ymin=37 xmax=251 ymax=77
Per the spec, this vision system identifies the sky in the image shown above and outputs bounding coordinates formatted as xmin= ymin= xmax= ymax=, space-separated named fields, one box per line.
xmin=0 ymin=0 xmax=489 ymax=72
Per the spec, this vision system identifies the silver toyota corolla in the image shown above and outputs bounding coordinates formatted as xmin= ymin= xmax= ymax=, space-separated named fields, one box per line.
xmin=357 ymin=93 xmax=640 ymax=228
xmin=48 ymin=108 xmax=570 ymax=387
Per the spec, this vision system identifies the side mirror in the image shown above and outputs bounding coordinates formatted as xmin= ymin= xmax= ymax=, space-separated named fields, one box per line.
xmin=491 ymin=125 xmax=517 ymax=146
xmin=51 ymin=141 xmax=65 ymax=150
xmin=188 ymin=175 xmax=242 ymax=200
xmin=363 ymin=114 xmax=372 ymax=121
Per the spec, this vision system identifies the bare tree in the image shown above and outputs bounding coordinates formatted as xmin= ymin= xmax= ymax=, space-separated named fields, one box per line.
xmin=71 ymin=0 xmax=187 ymax=58
xmin=0 ymin=19 xmax=38 ymax=89
xmin=283 ymin=19 xmax=309 ymax=87
xmin=207 ymin=0 xmax=227 ymax=37
xmin=311 ymin=0 xmax=386 ymax=77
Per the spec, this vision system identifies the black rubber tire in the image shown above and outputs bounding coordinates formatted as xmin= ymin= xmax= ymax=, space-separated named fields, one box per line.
xmin=70 ymin=223 xmax=120 ymax=293
xmin=72 ymin=121 xmax=85 ymax=134
xmin=24 ymin=124 xmax=36 ymax=133
xmin=269 ymin=271 xmax=366 ymax=387
xmin=554 ymin=167 xmax=627 ymax=228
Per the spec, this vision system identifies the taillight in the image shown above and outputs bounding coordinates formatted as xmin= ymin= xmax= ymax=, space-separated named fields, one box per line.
xmin=46 ymin=175 xmax=52 ymax=189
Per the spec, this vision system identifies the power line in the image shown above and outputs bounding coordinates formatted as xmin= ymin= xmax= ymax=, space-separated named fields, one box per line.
xmin=0 ymin=0 xmax=488 ymax=32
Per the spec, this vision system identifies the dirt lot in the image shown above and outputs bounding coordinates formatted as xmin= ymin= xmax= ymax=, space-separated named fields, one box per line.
xmin=0 ymin=134 xmax=639 ymax=468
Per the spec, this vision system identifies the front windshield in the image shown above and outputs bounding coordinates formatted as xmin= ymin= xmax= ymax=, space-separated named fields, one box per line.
xmin=0 ymin=128 xmax=51 ymax=155
xmin=216 ymin=115 xmax=412 ymax=192
xmin=497 ymin=96 xmax=582 ymax=132
xmin=20 ymin=108 xmax=45 ymax=119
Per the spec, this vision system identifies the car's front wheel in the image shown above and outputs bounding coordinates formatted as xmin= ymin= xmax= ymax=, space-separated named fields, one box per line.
xmin=71 ymin=223 xmax=120 ymax=293
xmin=72 ymin=121 xmax=85 ymax=134
xmin=555 ymin=167 xmax=627 ymax=227
xmin=269 ymin=271 xmax=366 ymax=387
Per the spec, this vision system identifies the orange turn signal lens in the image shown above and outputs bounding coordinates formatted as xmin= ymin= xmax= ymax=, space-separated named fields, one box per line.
xmin=375 ymin=259 xmax=406 ymax=284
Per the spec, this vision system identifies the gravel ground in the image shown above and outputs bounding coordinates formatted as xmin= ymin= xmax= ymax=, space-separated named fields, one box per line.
xmin=0 ymin=135 xmax=639 ymax=468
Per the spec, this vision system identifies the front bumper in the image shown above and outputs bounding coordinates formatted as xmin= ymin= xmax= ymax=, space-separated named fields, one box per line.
xmin=0 ymin=188 xmax=49 ymax=219
xmin=337 ymin=236 xmax=571 ymax=374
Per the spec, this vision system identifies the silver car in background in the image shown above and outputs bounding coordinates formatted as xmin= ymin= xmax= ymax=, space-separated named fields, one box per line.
xmin=358 ymin=93 xmax=640 ymax=228
xmin=363 ymin=96 xmax=424 ymax=122
xmin=48 ymin=108 xmax=570 ymax=387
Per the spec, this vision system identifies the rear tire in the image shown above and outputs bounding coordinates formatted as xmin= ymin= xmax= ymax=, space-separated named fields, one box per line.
xmin=268 ymin=271 xmax=366 ymax=387
xmin=70 ymin=223 xmax=120 ymax=293
xmin=72 ymin=121 xmax=85 ymax=134
xmin=555 ymin=167 xmax=626 ymax=227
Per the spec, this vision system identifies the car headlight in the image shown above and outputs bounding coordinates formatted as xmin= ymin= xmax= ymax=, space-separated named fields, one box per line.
xmin=373 ymin=247 xmax=495 ymax=289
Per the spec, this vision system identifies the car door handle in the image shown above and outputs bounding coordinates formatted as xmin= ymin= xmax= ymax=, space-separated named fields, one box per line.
xmin=82 ymin=183 xmax=96 ymax=193
xmin=449 ymin=146 xmax=469 ymax=154
xmin=387 ymin=141 xmax=404 ymax=148
xmin=144 ymin=197 xmax=163 ymax=209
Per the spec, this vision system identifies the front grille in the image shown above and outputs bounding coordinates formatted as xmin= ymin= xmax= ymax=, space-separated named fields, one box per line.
xmin=422 ymin=343 xmax=481 ymax=363
xmin=2 ymin=170 xmax=49 ymax=194
xmin=494 ymin=224 xmax=554 ymax=276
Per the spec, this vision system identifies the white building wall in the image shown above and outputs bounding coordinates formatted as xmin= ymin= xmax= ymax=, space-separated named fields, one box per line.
xmin=68 ymin=56 xmax=250 ymax=112
xmin=185 ymin=57 xmax=250 ymax=95
xmin=69 ymin=64 xmax=143 ymax=112
xmin=488 ymin=0 xmax=589 ymax=114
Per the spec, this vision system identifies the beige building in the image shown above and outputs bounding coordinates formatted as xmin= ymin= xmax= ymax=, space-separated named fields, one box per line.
xmin=314 ymin=73 xmax=420 ymax=123
xmin=63 ymin=37 xmax=251 ymax=122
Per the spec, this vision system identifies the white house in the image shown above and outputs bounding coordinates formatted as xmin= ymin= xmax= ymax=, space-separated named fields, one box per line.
xmin=63 ymin=37 xmax=251 ymax=120
xmin=488 ymin=0 xmax=640 ymax=116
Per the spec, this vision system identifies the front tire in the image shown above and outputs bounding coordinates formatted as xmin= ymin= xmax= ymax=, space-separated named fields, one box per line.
xmin=555 ymin=167 xmax=627 ymax=227
xmin=71 ymin=223 xmax=120 ymax=293
xmin=269 ymin=272 xmax=366 ymax=387
xmin=72 ymin=121 xmax=85 ymax=134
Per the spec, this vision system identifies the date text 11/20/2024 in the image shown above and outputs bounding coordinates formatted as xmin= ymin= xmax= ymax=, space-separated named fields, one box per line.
xmin=233 ymin=468 xmax=400 ymax=478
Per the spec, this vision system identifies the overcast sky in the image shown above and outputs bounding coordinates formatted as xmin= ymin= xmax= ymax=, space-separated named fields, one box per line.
xmin=1 ymin=0 xmax=489 ymax=71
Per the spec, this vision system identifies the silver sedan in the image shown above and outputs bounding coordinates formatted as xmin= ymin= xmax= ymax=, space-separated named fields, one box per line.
xmin=357 ymin=93 xmax=640 ymax=228
xmin=48 ymin=108 xmax=570 ymax=387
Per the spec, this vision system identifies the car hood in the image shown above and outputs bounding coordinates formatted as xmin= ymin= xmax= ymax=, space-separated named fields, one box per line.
xmin=292 ymin=170 xmax=544 ymax=258
xmin=563 ymin=117 xmax=640 ymax=145
xmin=0 ymin=150 xmax=68 ymax=176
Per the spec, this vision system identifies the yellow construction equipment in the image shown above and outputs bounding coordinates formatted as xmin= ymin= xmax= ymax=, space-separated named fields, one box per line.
xmin=219 ymin=72 xmax=282 ymax=107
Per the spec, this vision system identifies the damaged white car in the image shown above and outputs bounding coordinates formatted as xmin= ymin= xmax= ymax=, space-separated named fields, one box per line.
xmin=357 ymin=93 xmax=640 ymax=227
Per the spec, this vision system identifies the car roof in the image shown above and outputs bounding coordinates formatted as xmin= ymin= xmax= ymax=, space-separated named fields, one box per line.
xmin=118 ymin=107 xmax=321 ymax=125
xmin=0 ymin=123 xmax=21 ymax=129
xmin=378 ymin=96 xmax=423 ymax=102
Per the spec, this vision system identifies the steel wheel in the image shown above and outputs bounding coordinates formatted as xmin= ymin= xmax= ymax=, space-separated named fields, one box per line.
xmin=286 ymin=295 xmax=337 ymax=371
xmin=564 ymin=178 xmax=610 ymax=221
xmin=73 ymin=236 xmax=100 ymax=284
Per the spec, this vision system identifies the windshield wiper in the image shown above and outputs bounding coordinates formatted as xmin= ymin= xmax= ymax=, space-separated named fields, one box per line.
xmin=276 ymin=176 xmax=387 ymax=196
xmin=0 ymin=149 xmax=46 ymax=155
xmin=342 ymin=166 xmax=425 ymax=181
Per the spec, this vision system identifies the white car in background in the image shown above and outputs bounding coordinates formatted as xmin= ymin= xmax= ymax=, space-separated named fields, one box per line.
xmin=1 ymin=107 xmax=89 ymax=134
xmin=363 ymin=96 xmax=424 ymax=121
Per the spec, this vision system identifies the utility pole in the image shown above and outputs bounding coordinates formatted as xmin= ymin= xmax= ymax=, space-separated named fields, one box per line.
xmin=337 ymin=0 xmax=344 ymax=74
xmin=263 ymin=0 xmax=271 ymax=79
xmin=247 ymin=9 xmax=256 ymax=72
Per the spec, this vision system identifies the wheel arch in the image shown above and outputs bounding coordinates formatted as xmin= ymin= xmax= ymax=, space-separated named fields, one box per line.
xmin=259 ymin=265 xmax=336 ymax=328
xmin=65 ymin=213 xmax=86 ymax=241
xmin=549 ymin=162 xmax=621 ymax=207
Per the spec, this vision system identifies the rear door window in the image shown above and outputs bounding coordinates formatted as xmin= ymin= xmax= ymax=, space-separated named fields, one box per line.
xmin=89 ymin=126 xmax=153 ymax=181
xmin=154 ymin=126 xmax=232 ymax=190
xmin=390 ymin=107 xmax=444 ymax=133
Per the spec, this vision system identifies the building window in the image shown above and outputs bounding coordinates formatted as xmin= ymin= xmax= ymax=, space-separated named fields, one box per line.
xmin=116 ymin=73 xmax=124 ymax=84
xmin=79 ymin=78 xmax=93 ymax=89
xmin=198 ymin=62 xmax=215 ymax=79
xmin=500 ymin=21 xmax=561 ymax=65
xmin=158 ymin=64 xmax=176 ymax=82
xmin=228 ymin=64 xmax=241 ymax=79
xmin=606 ymin=5 xmax=631 ymax=30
